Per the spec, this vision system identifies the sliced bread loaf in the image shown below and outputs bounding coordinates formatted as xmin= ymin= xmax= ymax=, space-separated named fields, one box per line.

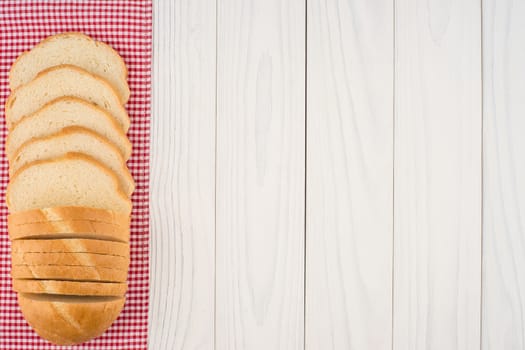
xmin=11 ymin=265 xmax=127 ymax=282
xmin=8 ymin=207 xmax=130 ymax=227
xmin=11 ymin=238 xmax=129 ymax=257
xmin=8 ymin=220 xmax=130 ymax=242
xmin=6 ymin=97 xmax=132 ymax=160
xmin=5 ymin=65 xmax=130 ymax=131
xmin=9 ymin=32 xmax=130 ymax=103
xmin=11 ymin=126 xmax=135 ymax=196
xmin=12 ymin=280 xmax=127 ymax=297
xmin=7 ymin=153 xmax=131 ymax=214
xmin=18 ymin=294 xmax=125 ymax=345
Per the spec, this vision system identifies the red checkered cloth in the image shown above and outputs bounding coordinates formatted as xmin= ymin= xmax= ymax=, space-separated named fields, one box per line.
xmin=0 ymin=1 xmax=152 ymax=349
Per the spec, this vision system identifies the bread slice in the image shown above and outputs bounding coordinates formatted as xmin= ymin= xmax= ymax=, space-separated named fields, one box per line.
xmin=13 ymin=280 xmax=127 ymax=297
xmin=18 ymin=293 xmax=125 ymax=345
xmin=8 ymin=207 xmax=130 ymax=227
xmin=6 ymin=97 xmax=131 ymax=160
xmin=8 ymin=220 xmax=130 ymax=242
xmin=10 ymin=126 xmax=135 ymax=196
xmin=11 ymin=238 xmax=129 ymax=257
xmin=5 ymin=65 xmax=130 ymax=131
xmin=12 ymin=252 xmax=130 ymax=270
xmin=11 ymin=265 xmax=127 ymax=282
xmin=9 ymin=32 xmax=130 ymax=103
xmin=7 ymin=153 xmax=131 ymax=214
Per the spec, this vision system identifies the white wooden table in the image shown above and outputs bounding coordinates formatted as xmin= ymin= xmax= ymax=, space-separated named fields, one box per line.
xmin=148 ymin=0 xmax=525 ymax=349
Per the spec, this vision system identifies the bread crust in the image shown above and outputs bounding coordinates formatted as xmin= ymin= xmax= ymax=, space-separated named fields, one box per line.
xmin=6 ymin=96 xmax=132 ymax=160
xmin=13 ymin=280 xmax=127 ymax=297
xmin=18 ymin=293 xmax=125 ymax=345
xmin=12 ymin=264 xmax=128 ymax=282
xmin=8 ymin=206 xmax=130 ymax=227
xmin=9 ymin=32 xmax=129 ymax=103
xmin=12 ymin=251 xmax=130 ymax=270
xmin=7 ymin=152 xmax=132 ymax=215
xmin=8 ymin=220 xmax=130 ymax=242
xmin=10 ymin=126 xmax=135 ymax=196
xmin=11 ymin=238 xmax=129 ymax=257
xmin=5 ymin=65 xmax=130 ymax=131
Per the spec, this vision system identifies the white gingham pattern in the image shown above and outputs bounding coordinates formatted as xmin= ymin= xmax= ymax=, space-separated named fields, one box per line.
xmin=0 ymin=1 xmax=152 ymax=349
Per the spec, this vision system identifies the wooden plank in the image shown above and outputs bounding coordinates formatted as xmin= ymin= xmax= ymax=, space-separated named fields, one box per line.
xmin=482 ymin=1 xmax=525 ymax=348
xmin=305 ymin=0 xmax=393 ymax=349
xmin=149 ymin=0 xmax=216 ymax=348
xmin=215 ymin=0 xmax=305 ymax=348
xmin=393 ymin=0 xmax=482 ymax=349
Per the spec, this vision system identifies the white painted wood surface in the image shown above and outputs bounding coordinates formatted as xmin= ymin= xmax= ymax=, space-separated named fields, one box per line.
xmin=393 ymin=0 xmax=482 ymax=349
xmin=482 ymin=1 xmax=525 ymax=349
xmin=215 ymin=0 xmax=305 ymax=349
xmin=149 ymin=0 xmax=525 ymax=348
xmin=149 ymin=0 xmax=216 ymax=349
xmin=305 ymin=0 xmax=393 ymax=349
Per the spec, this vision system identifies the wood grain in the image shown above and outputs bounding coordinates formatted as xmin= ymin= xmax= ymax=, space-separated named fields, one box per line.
xmin=149 ymin=0 xmax=216 ymax=349
xmin=215 ymin=0 xmax=305 ymax=349
xmin=482 ymin=1 xmax=525 ymax=348
xmin=305 ymin=0 xmax=393 ymax=349
xmin=393 ymin=0 xmax=482 ymax=349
